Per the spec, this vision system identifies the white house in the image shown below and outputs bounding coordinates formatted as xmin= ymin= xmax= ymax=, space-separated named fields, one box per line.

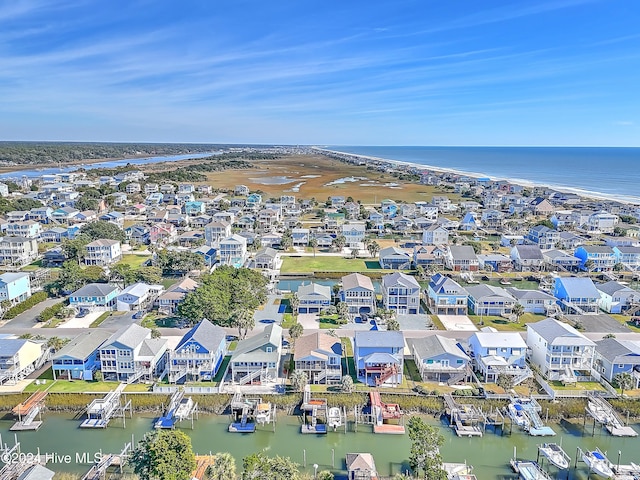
xmin=116 ymin=283 xmax=164 ymax=312
xmin=84 ymin=239 xmax=122 ymax=266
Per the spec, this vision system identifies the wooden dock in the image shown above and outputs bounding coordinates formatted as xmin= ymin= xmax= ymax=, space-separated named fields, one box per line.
xmin=585 ymin=394 xmax=637 ymax=437
xmin=11 ymin=391 xmax=48 ymax=431
xmin=443 ymin=394 xmax=484 ymax=437
xmin=370 ymin=391 xmax=405 ymax=434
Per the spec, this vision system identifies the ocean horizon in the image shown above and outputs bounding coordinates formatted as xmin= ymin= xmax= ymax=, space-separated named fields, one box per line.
xmin=326 ymin=146 xmax=640 ymax=204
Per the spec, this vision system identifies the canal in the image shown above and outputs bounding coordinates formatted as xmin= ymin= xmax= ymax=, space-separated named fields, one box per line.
xmin=1 ymin=412 xmax=638 ymax=478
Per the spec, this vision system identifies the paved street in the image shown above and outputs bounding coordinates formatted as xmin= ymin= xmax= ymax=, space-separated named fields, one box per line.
xmin=2 ymin=297 xmax=62 ymax=329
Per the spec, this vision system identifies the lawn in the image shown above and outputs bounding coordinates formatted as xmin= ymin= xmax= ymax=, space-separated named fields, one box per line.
xmin=550 ymin=381 xmax=607 ymax=392
xmin=403 ymin=359 xmax=423 ymax=383
xmin=24 ymin=378 xmax=151 ymax=393
xmin=212 ymin=356 xmax=231 ymax=383
xmin=89 ymin=311 xmax=112 ymax=328
xmin=610 ymin=314 xmax=640 ymax=333
xmin=115 ymin=254 xmax=150 ymax=268
xmin=319 ymin=315 xmax=345 ymax=329
xmin=468 ymin=313 xmax=546 ymax=332
xmin=280 ymin=255 xmax=386 ymax=274
xmin=281 ymin=313 xmax=296 ymax=329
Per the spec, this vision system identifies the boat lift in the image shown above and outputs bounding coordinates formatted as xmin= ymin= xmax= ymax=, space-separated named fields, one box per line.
xmin=585 ymin=393 xmax=637 ymax=437
xmin=228 ymin=390 xmax=276 ymax=433
xmin=11 ymin=391 xmax=48 ymax=431
xmin=80 ymin=383 xmax=132 ymax=428
xmin=155 ymin=389 xmax=199 ymax=429
xmin=0 ymin=434 xmax=46 ymax=480
xmin=80 ymin=439 xmax=133 ymax=480
xmin=301 ymin=385 xmax=328 ymax=434
xmin=443 ymin=394 xmax=484 ymax=437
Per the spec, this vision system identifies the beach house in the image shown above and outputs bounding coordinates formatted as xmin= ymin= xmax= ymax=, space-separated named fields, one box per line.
xmin=0 ymin=338 xmax=43 ymax=385
xmin=467 ymin=329 xmax=531 ymax=384
xmin=297 ymin=283 xmax=332 ymax=314
xmin=381 ymin=271 xmax=420 ymax=314
xmin=229 ymin=323 xmax=282 ymax=385
xmin=594 ymin=338 xmax=640 ymax=389
xmin=51 ymin=330 xmax=111 ymax=380
xmin=0 ymin=272 xmax=32 ymax=305
xmin=293 ymin=332 xmax=342 ymax=385
xmin=506 ymin=287 xmax=557 ymax=315
xmin=574 ymin=245 xmax=616 ymax=271
xmin=407 ymin=335 xmax=470 ymax=383
xmin=510 ymin=244 xmax=545 ymax=271
xmin=427 ymin=273 xmax=468 ymax=315
xmin=378 ymin=246 xmax=412 ymax=270
xmin=466 ymin=285 xmax=516 ymax=316
xmin=219 ymin=234 xmax=247 ymax=267
xmin=445 ymin=245 xmax=479 ymax=271
xmin=340 ymin=273 xmax=376 ymax=320
xmin=84 ymin=239 xmax=122 ymax=266
xmin=596 ymin=281 xmax=640 ymax=314
xmin=169 ymin=320 xmax=227 ymax=383
xmin=554 ymin=277 xmax=600 ymax=314
xmin=0 ymin=236 xmax=39 ymax=266
xmin=156 ymin=277 xmax=198 ymax=314
xmin=353 ymin=331 xmax=404 ymax=387
xmin=69 ymin=283 xmax=120 ymax=312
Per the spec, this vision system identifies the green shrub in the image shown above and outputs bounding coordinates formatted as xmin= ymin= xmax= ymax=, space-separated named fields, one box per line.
xmin=38 ymin=300 xmax=68 ymax=322
xmin=4 ymin=291 xmax=48 ymax=319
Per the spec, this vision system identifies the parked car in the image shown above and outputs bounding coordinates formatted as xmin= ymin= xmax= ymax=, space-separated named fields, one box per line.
xmin=132 ymin=310 xmax=144 ymax=319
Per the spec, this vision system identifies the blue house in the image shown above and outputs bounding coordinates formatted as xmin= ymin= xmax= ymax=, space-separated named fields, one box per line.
xmin=594 ymin=338 xmax=640 ymax=388
xmin=467 ymin=329 xmax=531 ymax=384
xmin=192 ymin=245 xmax=218 ymax=268
xmin=553 ymin=277 xmax=600 ymax=313
xmin=185 ymin=201 xmax=205 ymax=215
xmin=169 ymin=319 xmax=227 ymax=383
xmin=69 ymin=283 xmax=120 ymax=311
xmin=51 ymin=330 xmax=111 ymax=380
xmin=0 ymin=272 xmax=32 ymax=305
xmin=574 ymin=245 xmax=616 ymax=271
xmin=353 ymin=331 xmax=404 ymax=387
xmin=427 ymin=273 xmax=468 ymax=315
xmin=380 ymin=199 xmax=398 ymax=218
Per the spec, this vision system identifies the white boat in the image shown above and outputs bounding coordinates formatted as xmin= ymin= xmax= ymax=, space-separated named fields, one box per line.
xmin=538 ymin=443 xmax=570 ymax=470
xmin=327 ymin=406 xmax=342 ymax=430
xmin=582 ymin=449 xmax=614 ymax=478
xmin=507 ymin=401 xmax=530 ymax=429
xmin=255 ymin=403 xmax=272 ymax=425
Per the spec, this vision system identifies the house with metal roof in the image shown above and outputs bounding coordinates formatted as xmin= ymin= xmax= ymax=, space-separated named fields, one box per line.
xmin=169 ymin=319 xmax=227 ymax=383
xmin=229 ymin=323 xmax=282 ymax=384
xmin=353 ymin=331 xmax=404 ymax=387
xmin=52 ymin=330 xmax=111 ymax=380
xmin=594 ymin=338 xmax=640 ymax=388
xmin=69 ymin=283 xmax=120 ymax=312
xmin=407 ymin=335 xmax=470 ymax=383
xmin=0 ymin=338 xmax=43 ymax=385
xmin=381 ymin=271 xmax=420 ymax=315
xmin=294 ymin=332 xmax=342 ymax=385
xmin=115 ymin=282 xmax=164 ymax=312
xmin=0 ymin=272 xmax=31 ymax=305
xmin=526 ymin=318 xmax=595 ymax=382
xmin=84 ymin=238 xmax=122 ymax=266
xmin=553 ymin=277 xmax=600 ymax=314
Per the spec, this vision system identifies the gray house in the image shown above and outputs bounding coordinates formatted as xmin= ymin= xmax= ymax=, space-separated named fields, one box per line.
xmin=594 ymin=338 xmax=640 ymax=388
xmin=230 ymin=323 xmax=282 ymax=384
xmin=297 ymin=282 xmax=332 ymax=314
xmin=407 ymin=335 xmax=470 ymax=383
xmin=381 ymin=271 xmax=420 ymax=314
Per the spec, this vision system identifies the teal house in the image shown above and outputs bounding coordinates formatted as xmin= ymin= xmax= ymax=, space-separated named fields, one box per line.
xmin=69 ymin=283 xmax=120 ymax=311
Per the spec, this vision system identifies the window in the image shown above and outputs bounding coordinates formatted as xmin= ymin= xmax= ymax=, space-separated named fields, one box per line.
xmin=266 ymin=347 xmax=273 ymax=353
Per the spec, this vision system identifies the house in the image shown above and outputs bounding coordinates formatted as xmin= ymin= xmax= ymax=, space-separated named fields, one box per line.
xmin=342 ymin=222 xmax=366 ymax=248
xmin=477 ymin=254 xmax=513 ymax=273
xmin=2 ymin=220 xmax=42 ymax=239
xmin=51 ymin=330 xmax=111 ymax=380
xmin=149 ymin=223 xmax=178 ymax=245
xmin=526 ymin=318 xmax=596 ymax=380
xmin=125 ymin=182 xmax=141 ymax=194
xmin=253 ymin=247 xmax=280 ymax=271
xmin=613 ymin=246 xmax=640 ymax=271
xmin=542 ymin=249 xmax=582 ymax=272
xmin=229 ymin=323 xmax=282 ymax=384
xmin=412 ymin=244 xmax=446 ymax=269
xmin=125 ymin=224 xmax=150 ymax=245
xmin=41 ymin=247 xmax=68 ymax=267
xmin=427 ymin=273 xmax=468 ymax=315
xmin=353 ymin=331 xmax=404 ymax=386
xmin=346 ymin=453 xmax=378 ymax=480
xmin=178 ymin=230 xmax=204 ymax=247
xmin=99 ymin=324 xmax=168 ymax=383
xmin=297 ymin=283 xmax=332 ymax=314
xmin=526 ymin=225 xmax=560 ymax=250
xmin=481 ymin=209 xmax=504 ymax=229
xmin=192 ymin=245 xmax=218 ymax=268
xmin=381 ymin=271 xmax=420 ymax=314
xmin=466 ymin=285 xmax=516 ymax=316
xmin=511 ymin=245 xmax=545 ymax=271
xmin=144 ymin=183 xmax=159 ymax=194
xmin=116 ymin=283 xmax=163 ymax=312
xmin=185 ymin=201 xmax=205 ymax=216
xmin=553 ymin=277 xmax=600 ymax=314
xmin=380 ymin=199 xmax=398 ymax=218
xmin=460 ymin=212 xmax=481 ymax=231
xmin=594 ymin=338 xmax=640 ymax=389
xmin=235 ymin=185 xmax=250 ymax=196
xmin=0 ymin=236 xmax=39 ymax=266
xmin=596 ymin=281 xmax=640 ymax=314
xmin=407 ymin=335 xmax=470 ymax=383
xmin=99 ymin=211 xmax=124 ymax=228
xmin=294 ymin=332 xmax=342 ymax=385
xmin=84 ymin=239 xmax=122 ymax=266
xmin=528 ymin=197 xmax=555 ymax=215
xmin=169 ymin=319 xmax=227 ymax=383
xmin=324 ymin=212 xmax=345 ymax=230
xmin=291 ymin=228 xmax=310 ymax=246
xmin=422 ymin=225 xmax=449 ymax=245
xmin=506 ymin=287 xmax=557 ymax=314
xmin=574 ymin=245 xmax=616 ymax=271
xmin=582 ymin=210 xmax=618 ymax=234
xmin=219 ymin=234 xmax=247 ymax=267
xmin=378 ymin=246 xmax=411 ymax=270
xmin=467 ymin=329 xmax=531 ymax=384
xmin=0 ymin=338 xmax=43 ymax=384
xmin=69 ymin=283 xmax=120 ymax=312
xmin=341 ymin=273 xmax=376 ymax=319
xmin=156 ymin=277 xmax=198 ymax=314
xmin=445 ymin=245 xmax=479 ymax=271
xmin=0 ymin=272 xmax=32 ymax=305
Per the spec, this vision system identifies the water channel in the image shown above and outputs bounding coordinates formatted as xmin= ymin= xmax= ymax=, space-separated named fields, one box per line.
xmin=1 ymin=412 xmax=638 ymax=478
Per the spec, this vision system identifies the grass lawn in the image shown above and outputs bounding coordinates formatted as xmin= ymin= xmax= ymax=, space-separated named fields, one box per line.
xmin=468 ymin=313 xmax=546 ymax=332
xmin=550 ymin=380 xmax=607 ymax=392
xmin=319 ymin=315 xmax=345 ymax=329
xmin=142 ymin=313 xmax=179 ymax=328
xmin=89 ymin=311 xmax=112 ymax=328
xmin=116 ymin=254 xmax=150 ymax=269
xmin=610 ymin=314 xmax=640 ymax=333
xmin=24 ymin=379 xmax=152 ymax=393
xmin=404 ymin=359 xmax=423 ymax=383
xmin=22 ymin=260 xmax=43 ymax=271
xmin=212 ymin=356 xmax=231 ymax=383
xmin=280 ymin=255 xmax=387 ymax=273
xmin=161 ymin=277 xmax=179 ymax=289
xmin=227 ymin=341 xmax=238 ymax=351
xmin=281 ymin=313 xmax=297 ymax=329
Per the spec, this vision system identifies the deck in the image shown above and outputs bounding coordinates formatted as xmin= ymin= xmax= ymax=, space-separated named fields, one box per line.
xmin=370 ymin=391 xmax=405 ymax=434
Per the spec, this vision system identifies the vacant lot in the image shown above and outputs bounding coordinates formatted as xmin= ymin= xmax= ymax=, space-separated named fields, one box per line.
xmin=280 ymin=255 xmax=384 ymax=273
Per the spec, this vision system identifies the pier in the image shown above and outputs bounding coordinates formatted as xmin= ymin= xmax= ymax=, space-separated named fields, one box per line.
xmin=301 ymin=385 xmax=327 ymax=434
xmin=229 ymin=390 xmax=275 ymax=433
xmin=11 ymin=391 xmax=47 ymax=431
xmin=155 ymin=389 xmax=199 ymax=429
xmin=443 ymin=394 xmax=484 ymax=437
xmin=80 ymin=383 xmax=132 ymax=428
xmin=191 ymin=455 xmax=214 ymax=480
xmin=369 ymin=391 xmax=405 ymax=434
xmin=510 ymin=460 xmax=554 ymax=480
xmin=80 ymin=441 xmax=132 ymax=480
xmin=585 ymin=393 xmax=637 ymax=437
xmin=0 ymin=434 xmax=47 ymax=480
xmin=508 ymin=396 xmax=555 ymax=436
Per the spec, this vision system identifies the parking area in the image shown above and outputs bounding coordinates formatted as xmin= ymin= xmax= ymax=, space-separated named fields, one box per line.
xmin=438 ymin=314 xmax=478 ymax=332
xmin=58 ymin=311 xmax=103 ymax=329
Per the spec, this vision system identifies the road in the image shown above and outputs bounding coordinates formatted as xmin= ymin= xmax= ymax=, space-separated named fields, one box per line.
xmin=1 ymin=297 xmax=62 ymax=329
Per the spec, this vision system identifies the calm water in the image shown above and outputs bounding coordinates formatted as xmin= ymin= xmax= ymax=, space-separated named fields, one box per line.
xmin=1 ymin=413 xmax=638 ymax=478
xmin=328 ymin=146 xmax=640 ymax=203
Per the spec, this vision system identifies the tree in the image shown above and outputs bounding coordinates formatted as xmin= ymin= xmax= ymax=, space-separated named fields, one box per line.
xmin=110 ymin=263 xmax=137 ymax=288
xmin=408 ymin=416 xmax=446 ymax=480
xmin=614 ymin=262 xmax=625 ymax=272
xmin=308 ymin=237 xmax=318 ymax=257
xmin=153 ymin=249 xmax=205 ymax=275
xmin=290 ymin=293 xmax=300 ymax=315
xmin=75 ymin=196 xmax=99 ymax=211
xmin=366 ymin=240 xmax=380 ymax=258
xmin=332 ymin=235 xmax=346 ymax=252
xmin=340 ymin=375 xmax=354 ymax=393
xmin=207 ymin=452 xmax=236 ymax=480
xmin=512 ymin=303 xmax=525 ymax=322
xmin=280 ymin=231 xmax=293 ymax=251
xmin=81 ymin=220 xmax=127 ymax=242
xmin=386 ymin=316 xmax=400 ymax=331
xmin=232 ymin=308 xmax=255 ymax=340
xmin=150 ymin=328 xmax=161 ymax=339
xmin=137 ymin=266 xmax=163 ymax=284
xmin=0 ymin=300 xmax=11 ymax=321
xmin=584 ymin=259 xmax=595 ymax=272
xmin=288 ymin=322 xmax=303 ymax=350
xmin=46 ymin=336 xmax=70 ymax=352
xmin=290 ymin=369 xmax=308 ymax=392
xmin=93 ymin=370 xmax=103 ymax=382
xmin=242 ymin=453 xmax=300 ymax=480
xmin=317 ymin=471 xmax=334 ymax=480
xmin=496 ymin=373 xmax=515 ymax=392
xmin=614 ymin=372 xmax=634 ymax=395
xmin=350 ymin=247 xmax=359 ymax=259
xmin=83 ymin=265 xmax=107 ymax=283
xmin=337 ymin=301 xmax=350 ymax=324
xmin=62 ymin=234 xmax=91 ymax=264
xmin=130 ymin=430 xmax=196 ymax=480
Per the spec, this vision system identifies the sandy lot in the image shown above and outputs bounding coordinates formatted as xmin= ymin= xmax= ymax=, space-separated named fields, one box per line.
xmin=438 ymin=315 xmax=478 ymax=332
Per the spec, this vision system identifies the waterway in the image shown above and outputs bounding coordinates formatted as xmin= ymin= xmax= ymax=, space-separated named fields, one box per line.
xmin=1 ymin=412 xmax=638 ymax=478
xmin=0 ymin=152 xmax=216 ymax=180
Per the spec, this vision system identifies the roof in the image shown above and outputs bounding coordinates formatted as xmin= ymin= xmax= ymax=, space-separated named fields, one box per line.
xmin=0 ymin=272 xmax=30 ymax=284
xmin=379 ymin=246 xmax=411 ymax=258
xmin=231 ymin=323 xmax=282 ymax=358
xmin=514 ymin=244 xmax=544 ymax=260
xmin=429 ymin=273 xmax=466 ymax=295
xmin=53 ymin=330 xmax=111 ymax=361
xmin=118 ymin=282 xmax=154 ymax=299
xmin=596 ymin=281 xmax=637 ymax=296
xmin=104 ymin=324 xmax=149 ymax=350
xmin=0 ymin=339 xmax=38 ymax=357
xmin=407 ymin=335 xmax=469 ymax=361
xmin=71 ymin=283 xmax=119 ymax=298
xmin=355 ymin=330 xmax=404 ymax=349
xmin=138 ymin=338 xmax=168 ymax=358
xmin=579 ymin=245 xmax=614 ymax=254
xmin=556 ymin=277 xmax=600 ymax=298
xmin=342 ymin=273 xmax=374 ymax=291
xmin=363 ymin=352 xmax=399 ymax=364
xmin=294 ymin=332 xmax=342 ymax=361
xmin=595 ymin=338 xmax=640 ymax=364
xmin=346 ymin=453 xmax=377 ymax=473
xmin=470 ymin=331 xmax=527 ymax=349
xmin=527 ymin=318 xmax=594 ymax=346
xmin=465 ymin=284 xmax=514 ymax=301
xmin=86 ymin=238 xmax=120 ymax=247
xmin=176 ymin=319 xmax=226 ymax=352
xmin=381 ymin=271 xmax=419 ymax=289
xmin=297 ymin=282 xmax=331 ymax=299
xmin=448 ymin=245 xmax=478 ymax=260
xmin=506 ymin=287 xmax=555 ymax=302
xmin=17 ymin=464 xmax=55 ymax=480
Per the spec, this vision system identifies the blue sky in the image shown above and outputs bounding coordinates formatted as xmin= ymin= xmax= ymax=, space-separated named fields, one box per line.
xmin=1 ymin=0 xmax=639 ymax=146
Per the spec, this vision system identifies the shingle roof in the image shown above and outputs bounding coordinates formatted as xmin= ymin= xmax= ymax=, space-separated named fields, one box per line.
xmin=231 ymin=323 xmax=282 ymax=358
xmin=355 ymin=331 xmax=404 ymax=348
xmin=297 ymin=282 xmax=331 ymax=299
xmin=71 ymin=283 xmax=119 ymax=298
xmin=448 ymin=245 xmax=477 ymax=260
xmin=342 ymin=273 xmax=374 ymax=291
xmin=407 ymin=335 xmax=469 ymax=361
xmin=0 ymin=339 xmax=36 ymax=357
xmin=176 ymin=319 xmax=226 ymax=352
xmin=294 ymin=332 xmax=342 ymax=361
xmin=595 ymin=338 xmax=640 ymax=364
xmin=53 ymin=330 xmax=111 ymax=361
xmin=381 ymin=271 xmax=419 ymax=289
xmin=514 ymin=245 xmax=544 ymax=260
xmin=104 ymin=324 xmax=149 ymax=350
xmin=527 ymin=318 xmax=594 ymax=346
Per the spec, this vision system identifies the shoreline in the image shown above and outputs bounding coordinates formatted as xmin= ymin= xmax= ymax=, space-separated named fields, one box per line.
xmin=0 ymin=153 xmax=159 ymax=175
xmin=316 ymin=147 xmax=640 ymax=205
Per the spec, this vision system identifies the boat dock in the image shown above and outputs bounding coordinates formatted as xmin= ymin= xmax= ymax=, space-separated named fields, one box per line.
xmin=443 ymin=394 xmax=484 ymax=437
xmin=80 ymin=383 xmax=132 ymax=428
xmin=80 ymin=441 xmax=132 ymax=480
xmin=369 ymin=391 xmax=405 ymax=434
xmin=155 ymin=389 xmax=198 ymax=429
xmin=510 ymin=460 xmax=554 ymax=480
xmin=301 ymin=385 xmax=327 ymax=434
xmin=586 ymin=393 xmax=637 ymax=437
xmin=228 ymin=390 xmax=275 ymax=433
xmin=191 ymin=455 xmax=214 ymax=480
xmin=11 ymin=391 xmax=47 ymax=431
xmin=511 ymin=396 xmax=555 ymax=436
xmin=0 ymin=434 xmax=46 ymax=480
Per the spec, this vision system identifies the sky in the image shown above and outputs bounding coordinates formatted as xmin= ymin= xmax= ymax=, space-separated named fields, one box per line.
xmin=1 ymin=0 xmax=639 ymax=146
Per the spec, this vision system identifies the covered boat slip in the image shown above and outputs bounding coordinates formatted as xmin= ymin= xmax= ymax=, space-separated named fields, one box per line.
xmin=10 ymin=391 xmax=48 ymax=431
xmin=155 ymin=389 xmax=198 ymax=429
xmin=80 ymin=383 xmax=132 ymax=428
xmin=228 ymin=390 xmax=275 ymax=433
xmin=507 ymin=396 xmax=555 ymax=437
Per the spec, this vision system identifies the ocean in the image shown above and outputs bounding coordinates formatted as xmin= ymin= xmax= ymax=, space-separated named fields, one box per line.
xmin=326 ymin=146 xmax=640 ymax=204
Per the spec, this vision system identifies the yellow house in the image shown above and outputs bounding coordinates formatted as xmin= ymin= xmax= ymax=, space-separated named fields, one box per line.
xmin=0 ymin=339 xmax=43 ymax=384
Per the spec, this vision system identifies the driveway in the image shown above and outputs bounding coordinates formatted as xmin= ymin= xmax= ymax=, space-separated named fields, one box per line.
xmin=58 ymin=311 xmax=102 ymax=329
xmin=2 ymin=297 xmax=62 ymax=329
xmin=253 ymin=294 xmax=285 ymax=325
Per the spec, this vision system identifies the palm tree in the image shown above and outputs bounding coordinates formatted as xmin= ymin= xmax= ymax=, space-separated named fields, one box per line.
xmin=46 ymin=336 xmax=70 ymax=352
xmin=337 ymin=301 xmax=350 ymax=324
xmin=332 ymin=235 xmax=346 ymax=252
xmin=308 ymin=237 xmax=318 ymax=257
xmin=614 ymin=372 xmax=634 ymax=396
xmin=512 ymin=303 xmax=525 ymax=322
xmin=232 ymin=308 xmax=255 ymax=339
xmin=288 ymin=322 xmax=303 ymax=351
xmin=207 ymin=452 xmax=236 ymax=480
xmin=366 ymin=240 xmax=380 ymax=258
xmin=290 ymin=369 xmax=308 ymax=392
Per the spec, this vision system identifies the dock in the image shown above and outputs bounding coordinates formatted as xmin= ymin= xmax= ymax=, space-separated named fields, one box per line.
xmin=443 ymin=394 xmax=484 ymax=437
xmin=0 ymin=434 xmax=46 ymax=480
xmin=509 ymin=396 xmax=555 ymax=436
xmin=585 ymin=393 xmax=637 ymax=437
xmin=81 ymin=441 xmax=132 ymax=480
xmin=510 ymin=460 xmax=554 ymax=480
xmin=11 ymin=391 xmax=47 ymax=431
xmin=155 ymin=389 xmax=198 ymax=429
xmin=301 ymin=386 xmax=328 ymax=434
xmin=369 ymin=391 xmax=405 ymax=434
xmin=229 ymin=390 xmax=275 ymax=433
xmin=191 ymin=455 xmax=214 ymax=480
xmin=80 ymin=384 xmax=132 ymax=428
